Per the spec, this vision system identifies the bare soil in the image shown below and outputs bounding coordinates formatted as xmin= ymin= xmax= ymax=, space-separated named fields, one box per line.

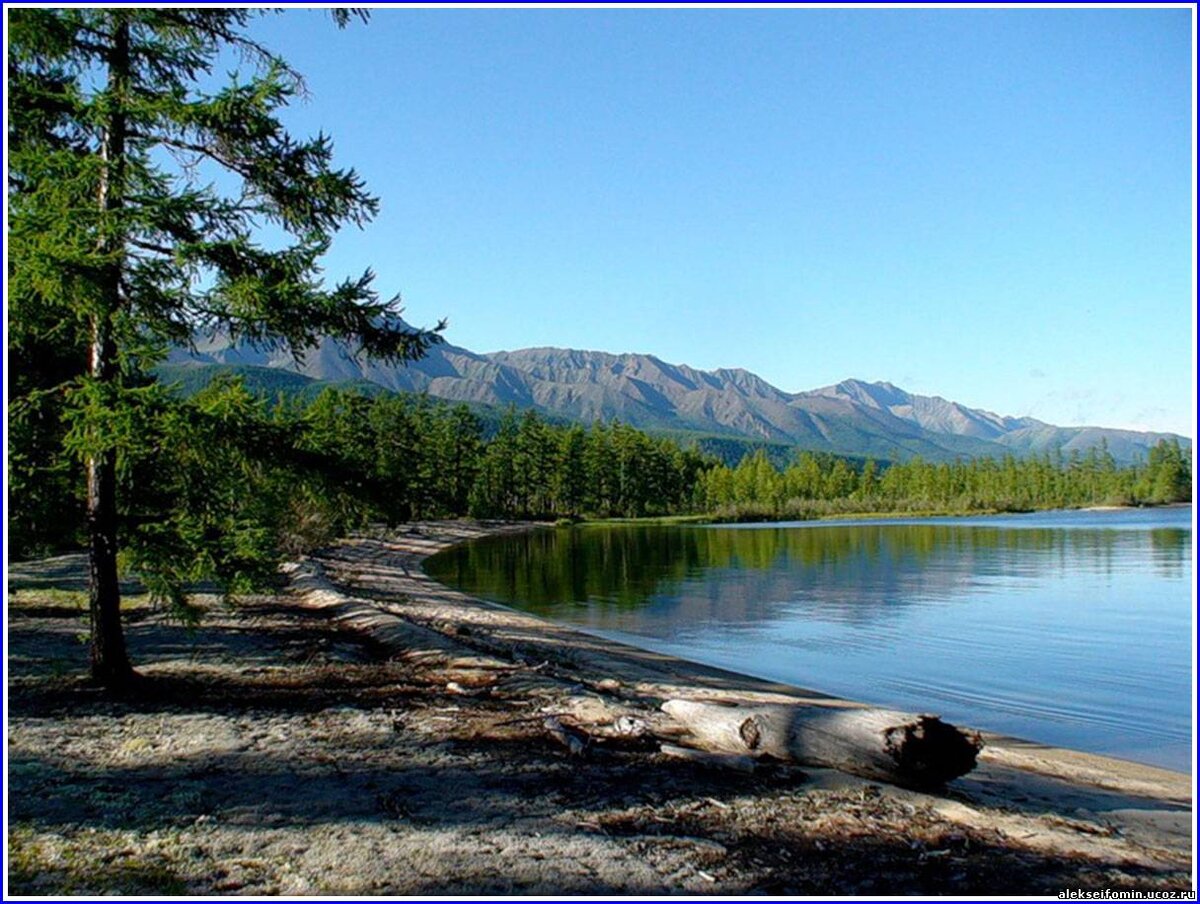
xmin=6 ymin=523 xmax=1194 ymax=896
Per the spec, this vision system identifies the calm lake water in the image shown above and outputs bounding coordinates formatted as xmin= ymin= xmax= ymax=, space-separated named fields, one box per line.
xmin=425 ymin=508 xmax=1194 ymax=772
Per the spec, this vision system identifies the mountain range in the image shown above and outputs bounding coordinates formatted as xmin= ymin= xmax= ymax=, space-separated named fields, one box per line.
xmin=167 ymin=331 xmax=1188 ymax=464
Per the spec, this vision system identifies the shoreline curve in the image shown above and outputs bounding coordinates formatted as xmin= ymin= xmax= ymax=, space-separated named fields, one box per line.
xmin=298 ymin=518 xmax=1191 ymax=867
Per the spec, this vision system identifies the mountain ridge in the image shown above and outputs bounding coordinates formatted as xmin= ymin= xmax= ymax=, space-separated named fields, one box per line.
xmin=169 ymin=332 xmax=1189 ymax=464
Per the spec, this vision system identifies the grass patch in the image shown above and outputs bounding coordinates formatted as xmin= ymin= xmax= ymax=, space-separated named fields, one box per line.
xmin=6 ymin=588 xmax=87 ymax=612
xmin=808 ymin=508 xmax=1010 ymax=521
xmin=580 ymin=513 xmax=714 ymax=526
xmin=6 ymin=588 xmax=157 ymax=614
xmin=7 ymin=826 xmax=189 ymax=895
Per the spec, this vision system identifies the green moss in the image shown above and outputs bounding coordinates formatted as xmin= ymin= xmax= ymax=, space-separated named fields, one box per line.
xmin=7 ymin=826 xmax=189 ymax=895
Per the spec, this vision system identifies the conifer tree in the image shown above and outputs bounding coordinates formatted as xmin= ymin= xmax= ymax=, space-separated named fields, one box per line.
xmin=7 ymin=10 xmax=440 ymax=688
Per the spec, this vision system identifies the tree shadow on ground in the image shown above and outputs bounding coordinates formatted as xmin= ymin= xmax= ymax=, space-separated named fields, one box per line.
xmin=8 ymin=596 xmax=1192 ymax=895
xmin=8 ymin=740 xmax=1183 ymax=896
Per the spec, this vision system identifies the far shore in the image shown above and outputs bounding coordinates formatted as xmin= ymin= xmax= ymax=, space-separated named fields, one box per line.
xmin=579 ymin=499 xmax=1192 ymax=528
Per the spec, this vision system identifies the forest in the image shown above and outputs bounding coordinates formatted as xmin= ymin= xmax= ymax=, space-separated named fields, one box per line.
xmin=12 ymin=377 xmax=1192 ymax=573
xmin=697 ymin=435 xmax=1193 ymax=521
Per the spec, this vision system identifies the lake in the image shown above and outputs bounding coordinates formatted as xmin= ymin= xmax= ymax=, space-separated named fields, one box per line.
xmin=425 ymin=508 xmax=1194 ymax=772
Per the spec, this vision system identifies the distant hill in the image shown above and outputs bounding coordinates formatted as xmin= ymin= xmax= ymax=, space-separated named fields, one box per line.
xmin=167 ymin=332 xmax=1189 ymax=464
xmin=153 ymin=361 xmax=522 ymax=433
xmin=155 ymin=362 xmax=391 ymax=404
xmin=154 ymin=362 xmax=795 ymax=467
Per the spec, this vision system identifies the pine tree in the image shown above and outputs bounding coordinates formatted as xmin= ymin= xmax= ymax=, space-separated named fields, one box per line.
xmin=471 ymin=408 xmax=520 ymax=517
xmin=555 ymin=425 xmax=589 ymax=517
xmin=7 ymin=10 xmax=441 ymax=688
xmin=433 ymin=405 xmax=484 ymax=516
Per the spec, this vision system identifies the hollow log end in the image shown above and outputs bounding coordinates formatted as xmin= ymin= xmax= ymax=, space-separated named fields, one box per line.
xmin=884 ymin=715 xmax=984 ymax=787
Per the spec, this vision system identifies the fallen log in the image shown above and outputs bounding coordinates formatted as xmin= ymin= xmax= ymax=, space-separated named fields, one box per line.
xmin=660 ymin=743 xmax=757 ymax=773
xmin=661 ymin=699 xmax=982 ymax=787
xmin=535 ymin=703 xmax=663 ymax=754
xmin=286 ymin=560 xmax=481 ymax=667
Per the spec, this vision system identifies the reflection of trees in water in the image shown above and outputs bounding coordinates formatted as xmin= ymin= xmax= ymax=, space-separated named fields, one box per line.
xmin=1149 ymin=528 xmax=1190 ymax=578
xmin=425 ymin=522 xmax=1192 ymax=628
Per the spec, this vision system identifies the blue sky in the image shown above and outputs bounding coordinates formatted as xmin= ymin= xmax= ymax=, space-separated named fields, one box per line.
xmin=248 ymin=8 xmax=1193 ymax=435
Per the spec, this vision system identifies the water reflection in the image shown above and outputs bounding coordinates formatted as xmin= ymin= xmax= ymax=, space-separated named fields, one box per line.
xmin=1149 ymin=527 xmax=1191 ymax=577
xmin=425 ymin=509 xmax=1193 ymax=771
xmin=428 ymin=520 xmax=1191 ymax=624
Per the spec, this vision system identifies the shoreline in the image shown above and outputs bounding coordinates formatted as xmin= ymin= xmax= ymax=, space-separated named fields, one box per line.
xmin=411 ymin=519 xmax=1189 ymax=774
xmin=475 ymin=512 xmax=1192 ymax=774
xmin=581 ymin=500 xmax=1192 ymax=527
xmin=7 ymin=519 xmax=1193 ymax=894
xmin=311 ymin=521 xmax=1190 ymax=822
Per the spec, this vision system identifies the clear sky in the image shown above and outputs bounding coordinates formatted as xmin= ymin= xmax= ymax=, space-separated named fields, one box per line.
xmin=247 ymin=8 xmax=1193 ymax=436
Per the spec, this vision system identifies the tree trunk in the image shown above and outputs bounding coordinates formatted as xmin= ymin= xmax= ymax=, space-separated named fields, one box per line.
xmin=88 ymin=14 xmax=134 ymax=689
xmin=88 ymin=437 xmax=131 ymax=686
xmin=661 ymin=699 xmax=982 ymax=788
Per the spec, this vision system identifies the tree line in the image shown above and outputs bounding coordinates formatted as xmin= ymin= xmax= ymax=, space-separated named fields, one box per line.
xmin=12 ymin=378 xmax=1193 ymax=572
xmin=697 ymin=440 xmax=1192 ymax=520
xmin=9 ymin=383 xmax=715 ymax=562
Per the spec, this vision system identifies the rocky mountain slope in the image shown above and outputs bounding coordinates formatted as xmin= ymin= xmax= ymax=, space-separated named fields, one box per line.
xmin=169 ymin=333 xmax=1187 ymax=463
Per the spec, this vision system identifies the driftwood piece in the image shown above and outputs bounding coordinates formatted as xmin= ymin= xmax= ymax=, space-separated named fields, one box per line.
xmin=662 ymin=699 xmax=981 ymax=787
xmin=544 ymin=717 xmax=589 ymax=756
xmin=287 ymin=561 xmax=482 ymax=667
xmin=538 ymin=700 xmax=663 ymax=754
xmin=559 ymin=695 xmax=674 ymax=734
xmin=660 ymin=743 xmax=757 ymax=773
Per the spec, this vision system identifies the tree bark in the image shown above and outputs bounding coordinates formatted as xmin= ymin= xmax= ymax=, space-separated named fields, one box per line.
xmin=88 ymin=13 xmax=134 ymax=689
xmin=87 ymin=433 xmax=130 ymax=686
xmin=661 ymin=699 xmax=982 ymax=788
xmin=660 ymin=743 xmax=758 ymax=773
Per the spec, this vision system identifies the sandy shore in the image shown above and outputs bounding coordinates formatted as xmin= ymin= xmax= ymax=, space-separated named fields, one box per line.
xmin=6 ymin=520 xmax=1193 ymax=895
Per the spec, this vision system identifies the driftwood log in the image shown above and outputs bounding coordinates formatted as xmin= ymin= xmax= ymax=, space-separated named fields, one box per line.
xmin=288 ymin=560 xmax=981 ymax=786
xmin=661 ymin=699 xmax=982 ymax=787
xmin=660 ymin=743 xmax=758 ymax=773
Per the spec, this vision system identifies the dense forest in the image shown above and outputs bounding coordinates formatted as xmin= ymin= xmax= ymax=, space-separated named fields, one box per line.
xmin=287 ymin=389 xmax=1191 ymax=525
xmin=698 ymin=438 xmax=1193 ymax=521
xmin=146 ymin=366 xmax=1193 ymax=523
xmin=8 ymin=381 xmax=711 ymax=566
xmin=12 ymin=378 xmax=1192 ymax=574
